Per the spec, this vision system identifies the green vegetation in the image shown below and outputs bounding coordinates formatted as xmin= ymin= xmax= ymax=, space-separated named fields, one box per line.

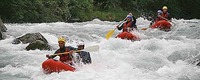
xmin=0 ymin=0 xmax=200 ymax=23
xmin=0 ymin=0 xmax=70 ymax=22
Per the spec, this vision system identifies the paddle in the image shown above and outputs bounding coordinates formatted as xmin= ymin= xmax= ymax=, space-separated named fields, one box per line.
xmin=141 ymin=25 xmax=151 ymax=30
xmin=105 ymin=17 xmax=127 ymax=40
xmin=159 ymin=16 xmax=176 ymax=26
xmin=50 ymin=45 xmax=99 ymax=56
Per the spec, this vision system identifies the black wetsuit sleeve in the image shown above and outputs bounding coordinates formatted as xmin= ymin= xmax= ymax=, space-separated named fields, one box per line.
xmin=132 ymin=16 xmax=137 ymax=29
xmin=50 ymin=50 xmax=59 ymax=59
xmin=117 ymin=24 xmax=124 ymax=30
xmin=131 ymin=21 xmax=137 ymax=29
xmin=132 ymin=16 xmax=136 ymax=25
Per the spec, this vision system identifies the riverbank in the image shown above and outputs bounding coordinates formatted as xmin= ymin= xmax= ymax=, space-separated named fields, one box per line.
xmin=0 ymin=0 xmax=199 ymax=23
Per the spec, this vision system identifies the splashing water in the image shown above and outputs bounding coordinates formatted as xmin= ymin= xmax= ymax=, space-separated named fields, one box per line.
xmin=0 ymin=18 xmax=200 ymax=80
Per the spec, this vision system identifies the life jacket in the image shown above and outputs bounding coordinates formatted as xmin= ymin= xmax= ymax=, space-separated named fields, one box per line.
xmin=159 ymin=12 xmax=169 ymax=21
xmin=56 ymin=47 xmax=72 ymax=63
xmin=77 ymin=51 xmax=91 ymax=64
xmin=123 ymin=21 xmax=132 ymax=32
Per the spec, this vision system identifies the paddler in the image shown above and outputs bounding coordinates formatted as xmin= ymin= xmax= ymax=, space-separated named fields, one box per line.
xmin=158 ymin=6 xmax=172 ymax=22
xmin=150 ymin=10 xmax=163 ymax=26
xmin=116 ymin=13 xmax=138 ymax=32
xmin=46 ymin=37 xmax=92 ymax=65
xmin=46 ymin=36 xmax=77 ymax=65
xmin=74 ymin=42 xmax=92 ymax=64
xmin=146 ymin=6 xmax=172 ymax=29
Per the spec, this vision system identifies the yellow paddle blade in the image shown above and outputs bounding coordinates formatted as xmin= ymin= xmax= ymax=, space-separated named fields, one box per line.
xmin=105 ymin=29 xmax=115 ymax=39
xmin=141 ymin=28 xmax=148 ymax=30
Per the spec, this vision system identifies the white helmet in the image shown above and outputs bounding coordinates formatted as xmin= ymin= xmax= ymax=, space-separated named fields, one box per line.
xmin=157 ymin=10 xmax=162 ymax=14
xmin=77 ymin=41 xmax=84 ymax=45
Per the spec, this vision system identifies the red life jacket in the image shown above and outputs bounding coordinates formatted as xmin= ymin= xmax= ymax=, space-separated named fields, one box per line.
xmin=123 ymin=21 xmax=132 ymax=32
xmin=159 ymin=12 xmax=169 ymax=21
xmin=57 ymin=47 xmax=72 ymax=63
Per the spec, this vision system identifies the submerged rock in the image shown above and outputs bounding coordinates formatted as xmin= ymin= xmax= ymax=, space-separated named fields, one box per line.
xmin=177 ymin=75 xmax=190 ymax=80
xmin=26 ymin=40 xmax=51 ymax=50
xmin=167 ymin=49 xmax=199 ymax=63
xmin=12 ymin=38 xmax=21 ymax=44
xmin=167 ymin=52 xmax=183 ymax=63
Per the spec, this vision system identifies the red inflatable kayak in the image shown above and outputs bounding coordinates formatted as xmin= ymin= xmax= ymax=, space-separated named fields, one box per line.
xmin=116 ymin=32 xmax=140 ymax=41
xmin=151 ymin=20 xmax=172 ymax=31
xmin=42 ymin=59 xmax=75 ymax=74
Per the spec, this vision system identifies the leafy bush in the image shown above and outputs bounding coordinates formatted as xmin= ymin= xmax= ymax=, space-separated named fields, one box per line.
xmin=0 ymin=0 xmax=199 ymax=22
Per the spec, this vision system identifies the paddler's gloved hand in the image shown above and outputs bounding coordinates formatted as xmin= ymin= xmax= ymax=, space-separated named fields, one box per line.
xmin=127 ymin=27 xmax=132 ymax=32
xmin=116 ymin=26 xmax=119 ymax=28
xmin=46 ymin=54 xmax=51 ymax=59
xmin=69 ymin=51 xmax=73 ymax=54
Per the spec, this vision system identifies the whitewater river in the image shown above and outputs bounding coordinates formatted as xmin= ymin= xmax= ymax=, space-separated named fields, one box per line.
xmin=0 ymin=18 xmax=200 ymax=80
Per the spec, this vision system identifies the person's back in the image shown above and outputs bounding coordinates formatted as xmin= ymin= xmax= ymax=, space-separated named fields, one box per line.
xmin=75 ymin=44 xmax=92 ymax=64
xmin=76 ymin=51 xmax=92 ymax=64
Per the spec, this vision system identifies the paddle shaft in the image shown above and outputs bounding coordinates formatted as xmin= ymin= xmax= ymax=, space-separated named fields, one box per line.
xmin=51 ymin=50 xmax=80 ymax=56
xmin=118 ymin=17 xmax=127 ymax=26
xmin=50 ymin=45 xmax=99 ymax=57
xmin=113 ymin=18 xmax=127 ymax=31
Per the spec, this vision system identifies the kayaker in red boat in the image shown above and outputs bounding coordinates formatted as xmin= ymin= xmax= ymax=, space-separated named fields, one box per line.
xmin=116 ymin=13 xmax=137 ymax=32
xmin=46 ymin=36 xmax=77 ymax=65
xmin=74 ymin=43 xmax=92 ymax=64
xmin=158 ymin=6 xmax=172 ymax=22
xmin=150 ymin=10 xmax=163 ymax=26
xmin=149 ymin=6 xmax=172 ymax=26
